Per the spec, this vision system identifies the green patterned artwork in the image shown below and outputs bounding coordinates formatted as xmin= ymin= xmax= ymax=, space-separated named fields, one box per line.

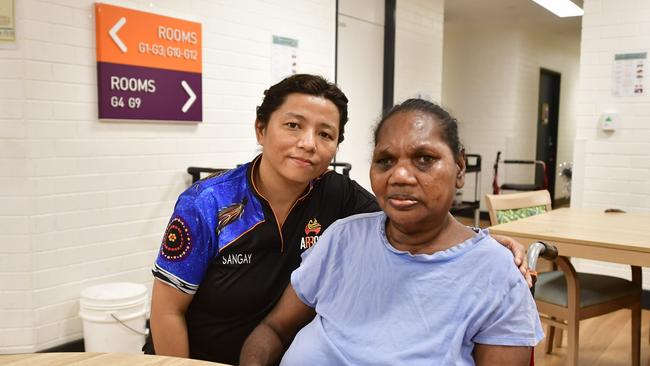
xmin=496 ymin=205 xmax=548 ymax=224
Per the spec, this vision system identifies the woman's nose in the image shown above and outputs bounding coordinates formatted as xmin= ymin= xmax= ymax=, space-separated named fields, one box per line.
xmin=389 ymin=162 xmax=416 ymax=184
xmin=297 ymin=131 xmax=316 ymax=151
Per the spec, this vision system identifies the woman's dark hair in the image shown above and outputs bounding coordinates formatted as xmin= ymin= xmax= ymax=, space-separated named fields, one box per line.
xmin=373 ymin=98 xmax=464 ymax=159
xmin=256 ymin=74 xmax=349 ymax=143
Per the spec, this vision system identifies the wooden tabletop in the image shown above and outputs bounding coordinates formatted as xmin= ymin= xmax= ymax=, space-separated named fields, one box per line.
xmin=0 ymin=352 xmax=229 ymax=366
xmin=489 ymin=207 xmax=650 ymax=266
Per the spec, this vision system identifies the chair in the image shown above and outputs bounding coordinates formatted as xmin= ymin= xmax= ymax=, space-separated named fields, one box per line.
xmin=491 ymin=151 xmax=548 ymax=194
xmin=186 ymin=162 xmax=353 ymax=185
xmin=485 ymin=190 xmax=641 ymax=366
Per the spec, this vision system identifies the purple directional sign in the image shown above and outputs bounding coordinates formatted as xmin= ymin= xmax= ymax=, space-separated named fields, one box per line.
xmin=95 ymin=3 xmax=202 ymax=123
xmin=97 ymin=62 xmax=202 ymax=122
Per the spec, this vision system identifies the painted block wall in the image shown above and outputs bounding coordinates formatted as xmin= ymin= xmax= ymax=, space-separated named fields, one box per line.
xmin=394 ymin=0 xmax=444 ymax=104
xmin=512 ymin=27 xmax=581 ymax=201
xmin=570 ymin=0 xmax=650 ymax=285
xmin=442 ymin=23 xmax=520 ymax=207
xmin=0 ymin=0 xmax=335 ymax=353
xmin=0 ymin=6 xmax=32 ymax=348
xmin=442 ymin=21 xmax=580 ymax=209
xmin=335 ymin=0 xmax=384 ymax=191
xmin=572 ymin=0 xmax=650 ymax=212
xmin=336 ymin=0 xmax=445 ymax=192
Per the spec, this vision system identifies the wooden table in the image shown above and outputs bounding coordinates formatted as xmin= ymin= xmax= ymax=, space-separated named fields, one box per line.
xmin=0 ymin=352 xmax=229 ymax=366
xmin=491 ymin=207 xmax=649 ymax=366
xmin=489 ymin=207 xmax=650 ymax=267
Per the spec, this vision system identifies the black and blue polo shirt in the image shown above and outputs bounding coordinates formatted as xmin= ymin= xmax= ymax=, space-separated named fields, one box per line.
xmin=152 ymin=155 xmax=379 ymax=364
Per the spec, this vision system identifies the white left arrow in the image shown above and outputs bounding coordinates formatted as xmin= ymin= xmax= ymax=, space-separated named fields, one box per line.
xmin=181 ymin=80 xmax=196 ymax=113
xmin=109 ymin=17 xmax=127 ymax=53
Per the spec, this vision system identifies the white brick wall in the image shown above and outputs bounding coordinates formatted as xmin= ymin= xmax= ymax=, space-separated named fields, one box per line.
xmin=443 ymin=23 xmax=519 ymax=208
xmin=394 ymin=0 xmax=444 ymax=103
xmin=573 ymin=0 xmax=650 ymax=213
xmin=571 ymin=0 xmax=650 ymax=285
xmin=335 ymin=0 xmax=445 ymax=192
xmin=0 ymin=0 xmax=336 ymax=352
xmin=442 ymin=21 xmax=580 ymax=208
xmin=514 ymin=27 xmax=581 ymax=200
xmin=0 ymin=0 xmax=32 ymax=353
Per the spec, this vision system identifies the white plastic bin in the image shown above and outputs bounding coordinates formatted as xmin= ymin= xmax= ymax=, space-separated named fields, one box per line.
xmin=79 ymin=282 xmax=148 ymax=353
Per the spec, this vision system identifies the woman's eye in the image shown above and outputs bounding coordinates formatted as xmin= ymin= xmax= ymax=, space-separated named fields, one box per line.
xmin=416 ymin=156 xmax=434 ymax=165
xmin=286 ymin=122 xmax=299 ymax=129
xmin=319 ymin=131 xmax=334 ymax=140
xmin=374 ymin=157 xmax=393 ymax=168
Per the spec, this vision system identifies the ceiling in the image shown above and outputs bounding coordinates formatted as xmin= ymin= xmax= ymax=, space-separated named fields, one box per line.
xmin=444 ymin=0 xmax=583 ymax=35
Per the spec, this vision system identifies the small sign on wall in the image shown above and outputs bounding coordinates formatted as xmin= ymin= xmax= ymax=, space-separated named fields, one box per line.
xmin=271 ymin=35 xmax=299 ymax=84
xmin=0 ymin=0 xmax=15 ymax=43
xmin=95 ymin=3 xmax=202 ymax=122
xmin=612 ymin=52 xmax=646 ymax=97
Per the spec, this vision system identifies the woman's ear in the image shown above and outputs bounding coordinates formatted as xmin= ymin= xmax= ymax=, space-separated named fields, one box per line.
xmin=254 ymin=120 xmax=265 ymax=143
xmin=455 ymin=152 xmax=466 ymax=189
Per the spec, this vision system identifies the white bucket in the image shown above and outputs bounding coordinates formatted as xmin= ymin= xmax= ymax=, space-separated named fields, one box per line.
xmin=79 ymin=282 xmax=149 ymax=353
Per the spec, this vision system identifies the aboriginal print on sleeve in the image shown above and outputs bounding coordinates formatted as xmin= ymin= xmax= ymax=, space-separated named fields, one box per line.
xmin=152 ymin=164 xmax=267 ymax=295
xmin=153 ymin=196 xmax=214 ymax=295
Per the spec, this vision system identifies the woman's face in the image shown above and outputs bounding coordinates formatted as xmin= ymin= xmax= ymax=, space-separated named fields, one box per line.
xmin=370 ymin=110 xmax=464 ymax=232
xmin=256 ymin=93 xmax=340 ymax=187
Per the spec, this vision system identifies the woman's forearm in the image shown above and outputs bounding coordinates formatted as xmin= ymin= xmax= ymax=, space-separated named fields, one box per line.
xmin=474 ymin=344 xmax=531 ymax=366
xmin=240 ymin=285 xmax=316 ymax=365
xmin=151 ymin=311 xmax=190 ymax=357
xmin=239 ymin=322 xmax=287 ymax=366
xmin=150 ymin=279 xmax=193 ymax=357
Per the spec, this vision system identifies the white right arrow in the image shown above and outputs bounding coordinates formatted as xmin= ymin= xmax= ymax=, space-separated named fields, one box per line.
xmin=181 ymin=81 xmax=196 ymax=113
xmin=109 ymin=17 xmax=127 ymax=53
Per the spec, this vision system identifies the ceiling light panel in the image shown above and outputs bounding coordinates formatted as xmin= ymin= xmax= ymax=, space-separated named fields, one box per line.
xmin=532 ymin=0 xmax=584 ymax=17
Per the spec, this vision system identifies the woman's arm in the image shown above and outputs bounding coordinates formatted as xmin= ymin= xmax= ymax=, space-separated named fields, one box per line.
xmin=473 ymin=344 xmax=532 ymax=366
xmin=491 ymin=234 xmax=532 ymax=287
xmin=150 ymin=279 xmax=194 ymax=357
xmin=240 ymin=285 xmax=316 ymax=366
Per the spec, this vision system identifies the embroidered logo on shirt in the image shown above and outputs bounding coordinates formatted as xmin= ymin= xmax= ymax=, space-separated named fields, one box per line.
xmin=300 ymin=218 xmax=322 ymax=250
xmin=304 ymin=218 xmax=322 ymax=235
xmin=216 ymin=197 xmax=247 ymax=235
xmin=161 ymin=217 xmax=191 ymax=261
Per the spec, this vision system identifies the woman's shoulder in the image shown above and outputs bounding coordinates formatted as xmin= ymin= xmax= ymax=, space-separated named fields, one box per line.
xmin=179 ymin=164 xmax=250 ymax=202
xmin=314 ymin=171 xmax=379 ymax=214
xmin=316 ymin=170 xmax=372 ymax=194
xmin=167 ymin=165 xmax=254 ymax=223
xmin=303 ymin=212 xmax=385 ymax=261
xmin=333 ymin=211 xmax=384 ymax=226
xmin=317 ymin=212 xmax=384 ymax=241
xmin=469 ymin=230 xmax=524 ymax=278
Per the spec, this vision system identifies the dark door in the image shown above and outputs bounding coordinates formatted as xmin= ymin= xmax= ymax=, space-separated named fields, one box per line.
xmin=536 ymin=69 xmax=560 ymax=202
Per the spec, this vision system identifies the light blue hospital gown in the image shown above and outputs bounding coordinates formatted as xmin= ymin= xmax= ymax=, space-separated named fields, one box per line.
xmin=281 ymin=212 xmax=544 ymax=366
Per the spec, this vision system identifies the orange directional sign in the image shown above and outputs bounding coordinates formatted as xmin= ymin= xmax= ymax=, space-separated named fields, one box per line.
xmin=96 ymin=3 xmax=201 ymax=73
xmin=95 ymin=3 xmax=202 ymax=122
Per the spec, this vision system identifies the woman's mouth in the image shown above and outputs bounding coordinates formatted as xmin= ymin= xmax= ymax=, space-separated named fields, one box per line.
xmin=387 ymin=195 xmax=418 ymax=209
xmin=290 ymin=157 xmax=314 ymax=167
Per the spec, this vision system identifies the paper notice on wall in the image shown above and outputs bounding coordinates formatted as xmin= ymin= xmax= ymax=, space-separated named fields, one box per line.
xmin=271 ymin=35 xmax=298 ymax=84
xmin=0 ymin=0 xmax=15 ymax=42
xmin=612 ymin=52 xmax=646 ymax=97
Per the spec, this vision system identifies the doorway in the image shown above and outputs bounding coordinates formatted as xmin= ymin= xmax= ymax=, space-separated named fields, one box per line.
xmin=536 ymin=68 xmax=560 ymax=203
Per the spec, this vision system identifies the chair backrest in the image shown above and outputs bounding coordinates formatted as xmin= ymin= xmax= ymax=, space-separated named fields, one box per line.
xmin=485 ymin=190 xmax=552 ymax=226
xmin=187 ymin=167 xmax=229 ymax=184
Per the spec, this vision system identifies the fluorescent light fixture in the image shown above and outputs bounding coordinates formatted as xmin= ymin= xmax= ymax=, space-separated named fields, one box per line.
xmin=532 ymin=0 xmax=584 ymax=17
